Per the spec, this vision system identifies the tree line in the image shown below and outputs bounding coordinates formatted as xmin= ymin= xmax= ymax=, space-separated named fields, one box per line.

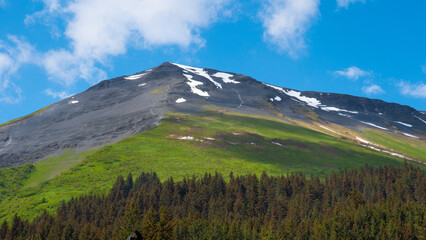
xmin=0 ymin=164 xmax=424 ymax=239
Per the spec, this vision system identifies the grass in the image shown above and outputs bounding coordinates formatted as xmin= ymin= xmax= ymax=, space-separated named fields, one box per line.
xmin=0 ymin=109 xmax=422 ymax=223
xmin=23 ymin=150 xmax=95 ymax=188
xmin=0 ymin=164 xmax=34 ymax=202
xmin=360 ymin=128 xmax=426 ymax=162
xmin=0 ymin=105 xmax=50 ymax=127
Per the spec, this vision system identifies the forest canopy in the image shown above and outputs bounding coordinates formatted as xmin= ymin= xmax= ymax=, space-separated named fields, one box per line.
xmin=1 ymin=164 xmax=424 ymax=240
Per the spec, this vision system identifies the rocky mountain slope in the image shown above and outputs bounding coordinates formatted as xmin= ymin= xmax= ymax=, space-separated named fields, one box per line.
xmin=1 ymin=62 xmax=425 ymax=167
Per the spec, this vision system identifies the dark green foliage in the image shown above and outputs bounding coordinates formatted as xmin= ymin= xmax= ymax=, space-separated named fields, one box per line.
xmin=1 ymin=165 xmax=424 ymax=239
xmin=0 ymin=222 xmax=6 ymax=240
xmin=0 ymin=164 xmax=34 ymax=201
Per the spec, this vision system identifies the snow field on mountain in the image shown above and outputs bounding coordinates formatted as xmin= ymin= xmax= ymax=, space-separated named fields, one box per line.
xmin=212 ymin=72 xmax=240 ymax=84
xmin=175 ymin=98 xmax=186 ymax=103
xmin=124 ymin=73 xmax=147 ymax=80
xmin=183 ymin=74 xmax=210 ymax=97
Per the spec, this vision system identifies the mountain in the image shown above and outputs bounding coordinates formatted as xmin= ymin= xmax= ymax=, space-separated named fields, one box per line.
xmin=1 ymin=62 xmax=426 ymax=222
xmin=0 ymin=62 xmax=425 ymax=168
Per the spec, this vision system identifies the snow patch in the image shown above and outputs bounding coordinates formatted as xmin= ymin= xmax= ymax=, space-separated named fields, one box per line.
xmin=263 ymin=83 xmax=284 ymax=92
xmin=175 ymin=98 xmax=186 ymax=103
xmin=395 ymin=121 xmax=412 ymax=127
xmin=205 ymin=137 xmax=215 ymax=140
xmin=402 ymin=132 xmax=419 ymax=139
xmin=378 ymin=113 xmax=383 ymax=116
xmin=263 ymin=84 xmax=363 ymax=114
xmin=173 ymin=63 xmax=222 ymax=89
xmin=360 ymin=121 xmax=388 ymax=130
xmin=264 ymin=84 xmax=322 ymax=108
xmin=124 ymin=73 xmax=146 ymax=80
xmin=356 ymin=136 xmax=384 ymax=148
xmin=338 ymin=113 xmax=352 ymax=118
xmin=361 ymin=144 xmax=381 ymax=152
xmin=355 ymin=137 xmax=378 ymax=146
xmin=177 ymin=136 xmax=194 ymax=140
xmin=263 ymin=83 xmax=321 ymax=108
xmin=321 ymin=106 xmax=358 ymax=114
xmin=272 ymin=142 xmax=283 ymax=146
xmin=68 ymin=100 xmax=79 ymax=104
xmin=320 ymin=106 xmax=341 ymax=112
xmin=382 ymin=150 xmax=409 ymax=159
xmin=361 ymin=144 xmax=415 ymax=161
xmin=414 ymin=115 xmax=426 ymax=125
xmin=183 ymin=74 xmax=209 ymax=97
xmin=284 ymin=90 xmax=321 ymax=108
xmin=270 ymin=96 xmax=282 ymax=102
xmin=319 ymin=125 xmax=343 ymax=136
xmin=175 ymin=136 xmax=204 ymax=142
xmin=138 ymin=83 xmax=147 ymax=87
xmin=212 ymin=72 xmax=240 ymax=84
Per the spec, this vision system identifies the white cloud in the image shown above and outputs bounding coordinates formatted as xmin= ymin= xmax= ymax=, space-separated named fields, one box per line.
xmin=421 ymin=64 xmax=426 ymax=74
xmin=362 ymin=84 xmax=384 ymax=95
xmin=398 ymin=81 xmax=426 ymax=98
xmin=334 ymin=66 xmax=370 ymax=80
xmin=25 ymin=0 xmax=63 ymax=39
xmin=43 ymin=88 xmax=70 ymax=99
xmin=0 ymin=54 xmax=13 ymax=80
xmin=0 ymin=36 xmax=35 ymax=103
xmin=259 ymin=0 xmax=320 ymax=57
xmin=36 ymin=0 xmax=231 ymax=86
xmin=336 ymin=0 xmax=365 ymax=9
xmin=40 ymin=0 xmax=60 ymax=11
xmin=43 ymin=49 xmax=107 ymax=86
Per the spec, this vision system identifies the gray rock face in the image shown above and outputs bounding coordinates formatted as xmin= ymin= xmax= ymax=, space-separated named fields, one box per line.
xmin=0 ymin=62 xmax=425 ymax=167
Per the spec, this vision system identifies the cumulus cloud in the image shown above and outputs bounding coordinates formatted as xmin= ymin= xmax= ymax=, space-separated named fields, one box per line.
xmin=362 ymin=84 xmax=384 ymax=95
xmin=334 ymin=66 xmax=370 ymax=80
xmin=398 ymin=81 xmax=426 ymax=98
xmin=43 ymin=88 xmax=70 ymax=99
xmin=259 ymin=0 xmax=320 ymax=57
xmin=25 ymin=0 xmax=64 ymax=39
xmin=0 ymin=36 xmax=35 ymax=103
xmin=336 ymin=0 xmax=365 ymax=9
xmin=35 ymin=0 xmax=231 ymax=86
xmin=43 ymin=49 xmax=107 ymax=86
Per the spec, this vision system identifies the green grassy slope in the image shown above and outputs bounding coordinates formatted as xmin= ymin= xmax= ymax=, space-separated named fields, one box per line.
xmin=0 ymin=110 xmax=422 ymax=223
xmin=360 ymin=129 xmax=426 ymax=162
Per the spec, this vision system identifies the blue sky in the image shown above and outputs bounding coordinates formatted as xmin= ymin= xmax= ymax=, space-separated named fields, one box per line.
xmin=0 ymin=0 xmax=425 ymax=123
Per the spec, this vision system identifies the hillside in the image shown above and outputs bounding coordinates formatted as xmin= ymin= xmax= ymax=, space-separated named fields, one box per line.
xmin=0 ymin=63 xmax=425 ymax=223
xmin=0 ymin=109 xmax=425 ymax=223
